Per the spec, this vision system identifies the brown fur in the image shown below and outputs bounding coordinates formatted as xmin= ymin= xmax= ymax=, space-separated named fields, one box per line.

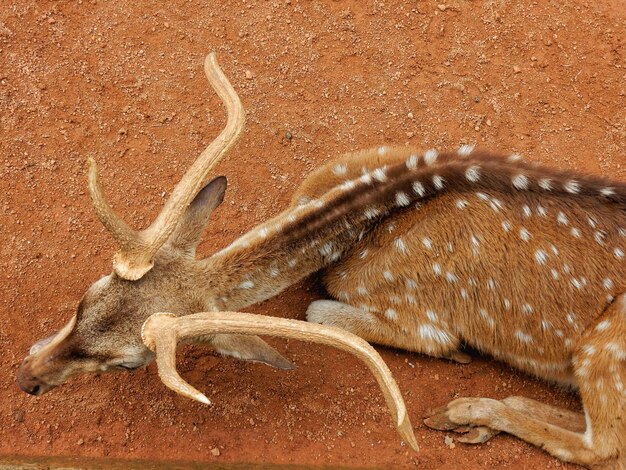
xmin=17 ymin=145 xmax=626 ymax=468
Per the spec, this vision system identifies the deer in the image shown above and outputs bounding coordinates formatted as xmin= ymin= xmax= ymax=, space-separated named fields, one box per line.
xmin=15 ymin=53 xmax=626 ymax=469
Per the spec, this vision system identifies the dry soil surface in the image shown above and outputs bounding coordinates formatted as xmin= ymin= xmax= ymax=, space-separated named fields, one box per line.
xmin=1 ymin=0 xmax=625 ymax=468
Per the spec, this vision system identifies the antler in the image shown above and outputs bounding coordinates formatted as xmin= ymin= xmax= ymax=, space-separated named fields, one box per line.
xmin=88 ymin=53 xmax=245 ymax=280
xmin=141 ymin=311 xmax=419 ymax=452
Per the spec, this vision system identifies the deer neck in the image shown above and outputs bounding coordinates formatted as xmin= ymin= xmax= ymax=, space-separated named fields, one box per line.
xmin=198 ymin=202 xmax=370 ymax=311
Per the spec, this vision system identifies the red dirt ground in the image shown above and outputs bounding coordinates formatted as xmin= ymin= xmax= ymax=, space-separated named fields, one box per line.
xmin=1 ymin=1 xmax=625 ymax=468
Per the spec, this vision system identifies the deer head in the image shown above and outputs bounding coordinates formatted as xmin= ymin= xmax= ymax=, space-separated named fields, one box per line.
xmin=16 ymin=52 xmax=245 ymax=395
xmin=16 ymin=53 xmax=418 ymax=450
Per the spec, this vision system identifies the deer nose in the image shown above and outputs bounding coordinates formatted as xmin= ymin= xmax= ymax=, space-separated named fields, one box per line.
xmin=16 ymin=356 xmax=48 ymax=396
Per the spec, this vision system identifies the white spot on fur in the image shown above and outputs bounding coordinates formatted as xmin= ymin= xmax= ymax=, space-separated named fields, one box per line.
xmin=460 ymin=288 xmax=468 ymax=300
xmin=600 ymin=187 xmax=615 ymax=197
xmin=512 ymin=174 xmax=529 ymax=190
xmin=535 ymin=250 xmax=548 ymax=265
xmin=504 ymin=298 xmax=511 ymax=310
xmin=539 ymin=178 xmax=552 ymax=190
xmin=383 ymin=271 xmax=394 ymax=282
xmin=567 ymin=312 xmax=576 ymax=324
xmin=384 ymin=308 xmax=397 ymax=321
xmin=359 ymin=249 xmax=368 ymax=259
xmin=432 ymin=263 xmax=442 ymax=276
xmin=614 ymin=247 xmax=625 ymax=260
xmin=588 ymin=217 xmax=597 ymax=229
xmin=571 ymin=228 xmax=582 ymax=238
xmin=288 ymin=258 xmax=298 ymax=268
xmin=239 ymin=280 xmax=255 ymax=289
xmin=332 ymin=164 xmax=347 ymax=176
xmin=424 ymin=149 xmax=438 ymax=165
xmin=519 ymin=228 xmax=531 ymax=242
xmin=476 ymin=192 xmax=489 ymax=201
xmin=515 ymin=330 xmax=533 ymax=343
xmin=479 ymin=309 xmax=495 ymax=327
xmin=557 ymin=212 xmax=569 ymax=225
xmin=406 ymin=279 xmax=418 ymax=290
xmin=564 ymin=180 xmax=581 ymax=193
xmin=594 ymin=231 xmax=606 ymax=245
xmin=339 ymin=180 xmax=356 ymax=191
xmin=508 ymin=153 xmax=522 ymax=162
xmin=406 ymin=154 xmax=419 ymax=170
xmin=378 ymin=146 xmax=387 ymax=155
xmin=357 ymin=286 xmax=368 ymax=296
xmin=522 ymin=205 xmax=532 ymax=218
xmin=490 ymin=198 xmax=503 ymax=212
xmin=537 ymin=206 xmax=547 ymax=217
xmin=603 ymin=278 xmax=614 ymax=290
xmin=447 ymin=242 xmax=455 ymax=253
xmin=456 ymin=199 xmax=469 ymax=209
xmin=551 ymin=269 xmax=559 ymax=280
xmin=458 ymin=144 xmax=475 ymax=156
xmin=487 ymin=279 xmax=496 ymax=290
xmin=502 ymin=221 xmax=512 ymax=232
xmin=418 ymin=324 xmax=452 ymax=344
xmin=360 ymin=173 xmax=373 ymax=185
xmin=433 ymin=175 xmax=445 ymax=190
xmin=426 ymin=310 xmax=438 ymax=322
xmin=446 ymin=272 xmax=458 ymax=283
xmin=471 ymin=234 xmax=480 ymax=255
xmin=522 ymin=303 xmax=534 ymax=314
xmin=412 ymin=181 xmax=426 ymax=196
xmin=395 ymin=191 xmax=411 ymax=207
xmin=465 ymin=166 xmax=481 ymax=182
xmin=422 ymin=237 xmax=433 ymax=250
xmin=320 ymin=242 xmax=335 ymax=257
xmin=394 ymin=238 xmax=408 ymax=254
xmin=364 ymin=207 xmax=380 ymax=219
xmin=372 ymin=168 xmax=388 ymax=182
xmin=596 ymin=320 xmax=611 ymax=332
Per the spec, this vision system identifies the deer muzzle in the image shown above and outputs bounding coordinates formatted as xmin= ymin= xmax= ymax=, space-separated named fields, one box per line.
xmin=16 ymin=354 xmax=57 ymax=396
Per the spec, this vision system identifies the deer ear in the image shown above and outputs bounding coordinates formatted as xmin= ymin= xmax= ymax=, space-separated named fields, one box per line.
xmin=167 ymin=176 xmax=227 ymax=254
xmin=211 ymin=334 xmax=296 ymax=370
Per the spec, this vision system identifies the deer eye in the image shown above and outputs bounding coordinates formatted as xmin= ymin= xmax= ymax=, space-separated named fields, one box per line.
xmin=114 ymin=362 xmax=142 ymax=370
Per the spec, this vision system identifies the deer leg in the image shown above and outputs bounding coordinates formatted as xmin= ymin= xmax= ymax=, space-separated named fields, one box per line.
xmin=426 ymin=396 xmax=585 ymax=446
xmin=501 ymin=396 xmax=586 ymax=433
xmin=306 ymin=300 xmax=470 ymax=364
xmin=425 ymin=295 xmax=626 ymax=468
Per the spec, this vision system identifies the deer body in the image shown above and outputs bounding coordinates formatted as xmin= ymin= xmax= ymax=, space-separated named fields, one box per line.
xmin=16 ymin=54 xmax=626 ymax=468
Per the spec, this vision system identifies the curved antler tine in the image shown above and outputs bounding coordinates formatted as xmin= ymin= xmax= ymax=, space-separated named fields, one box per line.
xmin=87 ymin=158 xmax=144 ymax=251
xmin=141 ymin=313 xmax=211 ymax=405
xmin=141 ymin=311 xmax=418 ymax=451
xmin=90 ymin=52 xmax=245 ymax=281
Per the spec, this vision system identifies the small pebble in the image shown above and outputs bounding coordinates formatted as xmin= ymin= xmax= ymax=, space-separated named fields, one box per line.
xmin=245 ymin=70 xmax=253 ymax=80
xmin=437 ymin=4 xmax=447 ymax=11
xmin=444 ymin=435 xmax=456 ymax=449
xmin=211 ymin=447 xmax=221 ymax=456
xmin=513 ymin=65 xmax=521 ymax=73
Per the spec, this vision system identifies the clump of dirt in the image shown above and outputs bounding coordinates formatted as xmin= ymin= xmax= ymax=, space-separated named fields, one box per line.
xmin=1 ymin=1 xmax=624 ymax=468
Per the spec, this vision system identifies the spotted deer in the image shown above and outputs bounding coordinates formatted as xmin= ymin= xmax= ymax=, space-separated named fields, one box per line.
xmin=16 ymin=53 xmax=626 ymax=468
